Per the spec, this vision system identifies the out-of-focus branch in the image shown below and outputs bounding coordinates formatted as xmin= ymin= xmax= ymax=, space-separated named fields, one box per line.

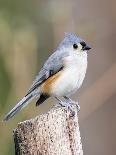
xmin=13 ymin=105 xmax=83 ymax=155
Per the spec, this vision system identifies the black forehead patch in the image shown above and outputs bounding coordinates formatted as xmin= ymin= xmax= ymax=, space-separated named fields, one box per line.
xmin=80 ymin=41 xmax=86 ymax=47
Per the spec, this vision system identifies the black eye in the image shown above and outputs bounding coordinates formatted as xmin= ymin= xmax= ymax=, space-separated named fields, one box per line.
xmin=73 ymin=44 xmax=78 ymax=49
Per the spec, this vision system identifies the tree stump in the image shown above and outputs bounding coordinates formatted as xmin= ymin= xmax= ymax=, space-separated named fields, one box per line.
xmin=13 ymin=105 xmax=83 ymax=155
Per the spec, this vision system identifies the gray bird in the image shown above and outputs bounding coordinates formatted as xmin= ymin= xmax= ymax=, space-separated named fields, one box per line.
xmin=4 ymin=32 xmax=91 ymax=121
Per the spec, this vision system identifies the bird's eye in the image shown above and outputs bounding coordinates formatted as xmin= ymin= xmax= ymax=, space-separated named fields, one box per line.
xmin=73 ymin=44 xmax=78 ymax=49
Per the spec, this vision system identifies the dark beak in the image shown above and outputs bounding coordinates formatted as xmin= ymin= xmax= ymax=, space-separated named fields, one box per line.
xmin=83 ymin=45 xmax=91 ymax=51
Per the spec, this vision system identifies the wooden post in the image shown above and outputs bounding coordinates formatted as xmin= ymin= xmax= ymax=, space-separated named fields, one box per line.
xmin=13 ymin=105 xmax=83 ymax=155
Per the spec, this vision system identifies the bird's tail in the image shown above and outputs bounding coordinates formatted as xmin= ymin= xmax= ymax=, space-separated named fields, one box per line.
xmin=3 ymin=93 xmax=37 ymax=121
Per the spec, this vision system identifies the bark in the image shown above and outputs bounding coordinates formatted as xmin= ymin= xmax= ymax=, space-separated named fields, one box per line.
xmin=13 ymin=105 xmax=83 ymax=155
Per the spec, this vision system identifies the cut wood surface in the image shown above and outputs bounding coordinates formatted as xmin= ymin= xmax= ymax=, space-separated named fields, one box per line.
xmin=13 ymin=105 xmax=83 ymax=155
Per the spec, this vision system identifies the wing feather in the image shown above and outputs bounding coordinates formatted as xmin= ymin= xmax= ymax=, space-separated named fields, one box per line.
xmin=26 ymin=50 xmax=68 ymax=96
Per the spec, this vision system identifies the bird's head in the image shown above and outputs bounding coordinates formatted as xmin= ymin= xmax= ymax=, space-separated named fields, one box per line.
xmin=59 ymin=32 xmax=91 ymax=54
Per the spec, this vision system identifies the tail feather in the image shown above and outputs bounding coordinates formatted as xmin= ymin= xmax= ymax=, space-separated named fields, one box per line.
xmin=36 ymin=94 xmax=49 ymax=106
xmin=3 ymin=93 xmax=36 ymax=121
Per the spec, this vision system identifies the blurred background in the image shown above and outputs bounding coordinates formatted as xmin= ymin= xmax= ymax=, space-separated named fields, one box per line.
xmin=0 ymin=0 xmax=116 ymax=154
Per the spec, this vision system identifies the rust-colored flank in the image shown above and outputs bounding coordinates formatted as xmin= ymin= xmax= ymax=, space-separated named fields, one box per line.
xmin=41 ymin=71 xmax=62 ymax=95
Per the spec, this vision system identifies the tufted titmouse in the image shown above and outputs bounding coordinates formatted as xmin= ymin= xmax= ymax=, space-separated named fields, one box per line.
xmin=4 ymin=32 xmax=91 ymax=121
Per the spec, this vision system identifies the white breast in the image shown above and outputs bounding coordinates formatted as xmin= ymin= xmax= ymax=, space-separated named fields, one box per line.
xmin=51 ymin=52 xmax=87 ymax=97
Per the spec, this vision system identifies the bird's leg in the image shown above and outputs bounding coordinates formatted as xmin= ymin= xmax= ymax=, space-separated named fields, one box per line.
xmin=63 ymin=96 xmax=80 ymax=112
xmin=55 ymin=96 xmax=75 ymax=117
xmin=55 ymin=96 xmax=65 ymax=107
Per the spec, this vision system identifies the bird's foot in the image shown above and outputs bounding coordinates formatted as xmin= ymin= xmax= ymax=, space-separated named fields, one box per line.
xmin=75 ymin=102 xmax=80 ymax=112
xmin=64 ymin=96 xmax=80 ymax=113
xmin=55 ymin=97 xmax=75 ymax=117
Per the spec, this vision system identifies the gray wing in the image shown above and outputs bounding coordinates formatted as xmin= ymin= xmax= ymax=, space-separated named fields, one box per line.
xmin=26 ymin=50 xmax=69 ymax=95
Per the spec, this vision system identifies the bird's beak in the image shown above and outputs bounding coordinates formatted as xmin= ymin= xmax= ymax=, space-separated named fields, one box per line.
xmin=83 ymin=45 xmax=91 ymax=51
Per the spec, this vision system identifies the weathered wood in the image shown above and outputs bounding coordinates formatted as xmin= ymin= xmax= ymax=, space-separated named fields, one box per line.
xmin=13 ymin=105 xmax=83 ymax=155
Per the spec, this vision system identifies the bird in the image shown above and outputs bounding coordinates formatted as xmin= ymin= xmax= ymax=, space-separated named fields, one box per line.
xmin=3 ymin=32 xmax=91 ymax=121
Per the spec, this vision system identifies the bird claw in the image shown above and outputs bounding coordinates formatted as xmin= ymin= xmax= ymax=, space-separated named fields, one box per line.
xmin=67 ymin=101 xmax=80 ymax=117
xmin=55 ymin=97 xmax=80 ymax=117
xmin=56 ymin=101 xmax=75 ymax=117
xmin=65 ymin=99 xmax=80 ymax=113
xmin=76 ymin=103 xmax=80 ymax=112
